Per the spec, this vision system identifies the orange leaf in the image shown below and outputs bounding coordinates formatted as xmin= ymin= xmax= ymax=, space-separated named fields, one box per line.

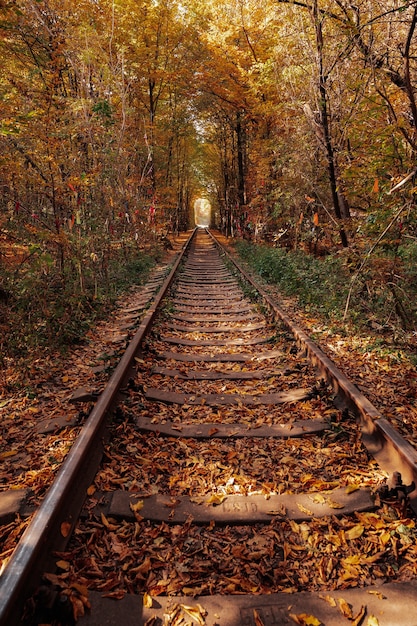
xmin=61 ymin=521 xmax=71 ymax=538
xmin=0 ymin=450 xmax=18 ymax=460
xmin=253 ymin=608 xmax=265 ymax=626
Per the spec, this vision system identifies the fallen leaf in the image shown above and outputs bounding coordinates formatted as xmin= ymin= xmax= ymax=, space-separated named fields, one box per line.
xmin=205 ymin=494 xmax=226 ymax=505
xmin=180 ymin=604 xmax=206 ymax=625
xmin=130 ymin=499 xmax=144 ymax=513
xmin=267 ymin=503 xmax=287 ymax=516
xmin=345 ymin=524 xmax=364 ymax=540
xmin=70 ymin=595 xmax=86 ymax=619
xmin=102 ymin=589 xmax=126 ymax=599
xmin=253 ymin=608 xmax=265 ymax=626
xmin=351 ymin=605 xmax=366 ymax=626
xmin=345 ymin=484 xmax=360 ymax=494
xmin=326 ymin=498 xmax=344 ymax=509
xmin=297 ymin=503 xmax=313 ymax=516
xmin=366 ymin=617 xmax=380 ymax=626
xmin=338 ymin=598 xmax=352 ymax=619
xmin=290 ymin=613 xmax=321 ymax=625
xmin=367 ymin=590 xmax=385 ymax=600
xmin=0 ymin=450 xmax=18 ymax=460
xmin=61 ymin=521 xmax=72 ymax=538
xmin=71 ymin=583 xmax=89 ymax=597
xmin=143 ymin=592 xmax=153 ymax=608
xmin=319 ymin=594 xmax=336 ymax=607
xmin=310 ymin=494 xmax=325 ymax=504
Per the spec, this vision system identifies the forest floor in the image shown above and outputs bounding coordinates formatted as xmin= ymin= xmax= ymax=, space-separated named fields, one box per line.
xmin=1 ymin=233 xmax=417 ymax=568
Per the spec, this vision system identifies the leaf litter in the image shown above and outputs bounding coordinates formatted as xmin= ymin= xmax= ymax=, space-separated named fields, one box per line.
xmin=1 ymin=255 xmax=417 ymax=624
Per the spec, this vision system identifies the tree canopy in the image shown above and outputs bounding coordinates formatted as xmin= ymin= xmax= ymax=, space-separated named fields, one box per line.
xmin=2 ymin=0 xmax=417 ymax=343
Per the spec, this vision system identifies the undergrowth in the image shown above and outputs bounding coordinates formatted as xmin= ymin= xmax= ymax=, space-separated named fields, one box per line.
xmin=235 ymin=240 xmax=417 ymax=336
xmin=1 ymin=247 xmax=157 ymax=360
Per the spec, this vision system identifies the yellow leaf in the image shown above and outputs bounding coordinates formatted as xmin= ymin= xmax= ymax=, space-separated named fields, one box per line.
xmin=379 ymin=531 xmax=391 ymax=546
xmin=180 ymin=604 xmax=206 ymax=625
xmin=130 ymin=499 xmax=144 ymax=513
xmin=56 ymin=560 xmax=70 ymax=571
xmin=310 ymin=494 xmax=325 ymax=504
xmin=206 ymin=494 xmax=226 ymax=505
xmin=143 ymin=592 xmax=153 ymax=608
xmin=367 ymin=590 xmax=385 ymax=600
xmin=326 ymin=498 xmax=344 ymax=509
xmin=297 ymin=503 xmax=313 ymax=516
xmin=345 ymin=484 xmax=360 ymax=494
xmin=345 ymin=524 xmax=364 ymax=540
xmin=319 ymin=594 xmax=336 ymax=607
xmin=289 ymin=520 xmax=300 ymax=533
xmin=367 ymin=617 xmax=380 ymax=626
xmin=290 ymin=613 xmax=321 ymax=625
xmin=338 ymin=598 xmax=352 ymax=618
xmin=343 ymin=555 xmax=361 ymax=565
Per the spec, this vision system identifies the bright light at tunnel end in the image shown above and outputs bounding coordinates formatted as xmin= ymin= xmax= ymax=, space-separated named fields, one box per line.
xmin=194 ymin=198 xmax=211 ymax=227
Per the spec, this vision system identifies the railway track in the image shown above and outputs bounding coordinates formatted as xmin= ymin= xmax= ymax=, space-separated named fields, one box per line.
xmin=2 ymin=228 xmax=417 ymax=625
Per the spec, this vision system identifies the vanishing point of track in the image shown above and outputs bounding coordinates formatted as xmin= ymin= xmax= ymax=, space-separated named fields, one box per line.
xmin=1 ymin=228 xmax=417 ymax=625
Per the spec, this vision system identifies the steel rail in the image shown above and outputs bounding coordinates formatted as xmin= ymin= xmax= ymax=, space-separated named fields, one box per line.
xmin=0 ymin=229 xmax=197 ymax=626
xmin=209 ymin=229 xmax=417 ymax=507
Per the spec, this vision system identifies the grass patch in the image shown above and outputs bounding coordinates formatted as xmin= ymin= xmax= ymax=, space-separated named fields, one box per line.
xmin=235 ymin=241 xmax=349 ymax=320
xmin=235 ymin=240 xmax=417 ymax=335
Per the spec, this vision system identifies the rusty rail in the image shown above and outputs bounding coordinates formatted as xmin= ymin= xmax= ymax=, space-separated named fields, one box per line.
xmin=209 ymin=229 xmax=417 ymax=507
xmin=0 ymin=230 xmax=197 ymax=626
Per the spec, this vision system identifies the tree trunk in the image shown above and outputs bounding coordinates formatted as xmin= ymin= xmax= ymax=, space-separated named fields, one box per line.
xmin=312 ymin=0 xmax=348 ymax=247
xmin=236 ymin=110 xmax=246 ymax=209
